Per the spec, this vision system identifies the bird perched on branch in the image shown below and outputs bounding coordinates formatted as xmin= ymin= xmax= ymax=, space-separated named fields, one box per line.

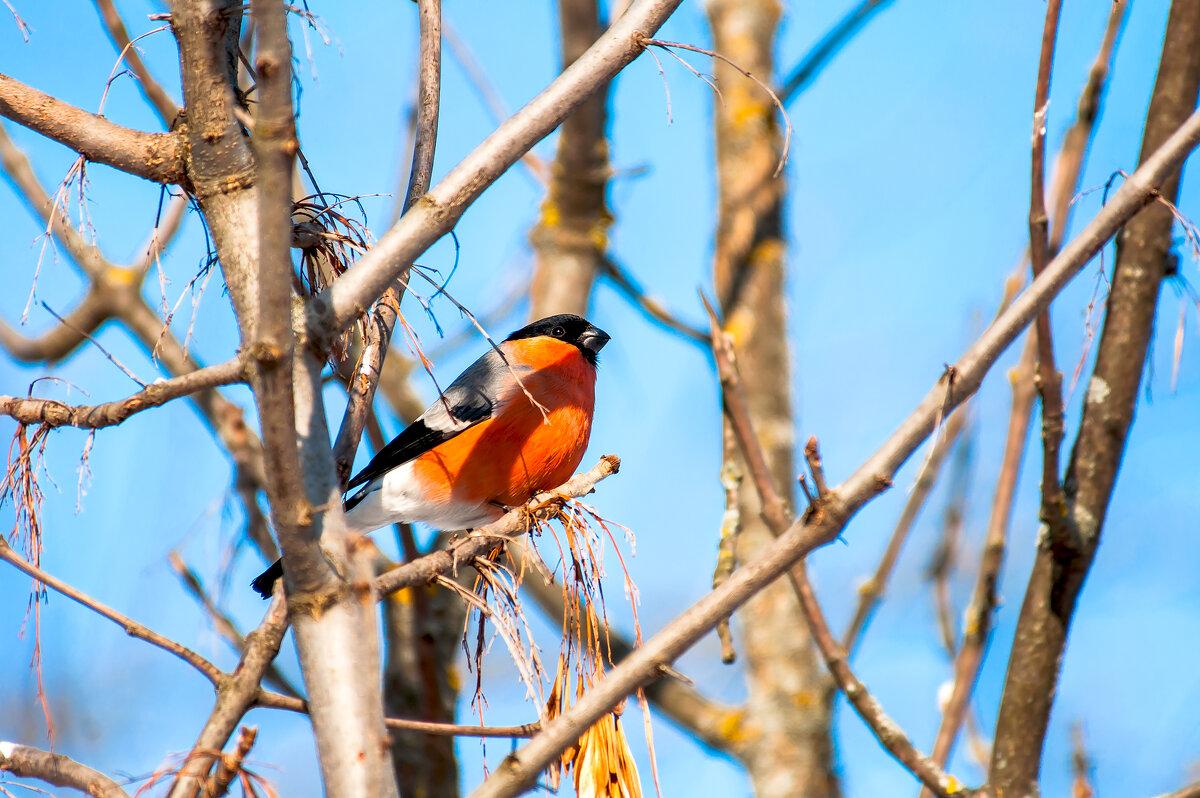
xmin=251 ymin=313 xmax=610 ymax=597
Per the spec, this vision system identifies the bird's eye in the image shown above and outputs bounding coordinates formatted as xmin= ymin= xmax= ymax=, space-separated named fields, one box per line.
xmin=552 ymin=326 xmax=566 ymax=338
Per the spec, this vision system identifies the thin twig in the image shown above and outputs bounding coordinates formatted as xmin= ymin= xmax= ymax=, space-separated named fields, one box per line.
xmin=253 ymin=689 xmax=542 ymax=737
xmin=168 ymin=552 xmax=301 ymax=699
xmin=641 ymin=37 xmax=791 ymax=175
xmin=92 ymin=0 xmax=181 ymax=125
xmin=1027 ymin=0 xmax=1071 ymax=546
xmin=0 ymin=535 xmax=222 ymax=684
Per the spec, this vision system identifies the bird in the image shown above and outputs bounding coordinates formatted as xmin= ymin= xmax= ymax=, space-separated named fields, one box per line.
xmin=251 ymin=313 xmax=610 ymax=597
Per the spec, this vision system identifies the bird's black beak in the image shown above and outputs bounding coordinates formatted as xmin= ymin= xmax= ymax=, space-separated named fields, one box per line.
xmin=579 ymin=326 xmax=610 ymax=355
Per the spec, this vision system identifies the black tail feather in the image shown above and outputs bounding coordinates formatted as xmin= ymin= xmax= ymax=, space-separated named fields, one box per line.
xmin=251 ymin=559 xmax=284 ymax=599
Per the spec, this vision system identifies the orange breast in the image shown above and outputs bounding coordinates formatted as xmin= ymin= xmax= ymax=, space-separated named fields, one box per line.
xmin=411 ymin=339 xmax=597 ymax=508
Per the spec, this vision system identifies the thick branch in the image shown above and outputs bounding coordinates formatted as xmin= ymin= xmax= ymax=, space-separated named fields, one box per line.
xmin=0 ymin=289 xmax=112 ymax=363
xmin=464 ymin=107 xmax=1200 ymax=798
xmin=0 ymin=356 xmax=245 ymax=428
xmin=990 ymin=2 xmax=1200 ymax=793
xmin=0 ymin=73 xmax=186 ymax=183
xmin=0 ymin=742 xmax=129 ymax=798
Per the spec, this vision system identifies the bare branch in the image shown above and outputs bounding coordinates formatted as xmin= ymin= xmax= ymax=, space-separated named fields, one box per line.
xmin=464 ymin=107 xmax=1200 ymax=798
xmin=1027 ymin=0 xmax=1071 ymax=551
xmin=0 ymin=535 xmax=222 ymax=684
xmin=0 ymin=742 xmax=129 ymax=798
xmin=842 ymin=406 xmax=967 ymax=654
xmin=0 ymin=355 xmax=244 ymax=428
xmin=307 ymin=0 xmax=686 ymax=344
xmin=1151 ymin=782 xmax=1200 ymax=798
xmin=254 ymin=689 xmax=543 ymax=737
xmin=925 ymin=335 xmax=1035 ymax=777
xmin=169 ymin=552 xmax=300 ymax=698
xmin=708 ymin=299 xmax=962 ymax=797
xmin=0 ymin=73 xmax=187 ymax=184
xmin=778 ymin=0 xmax=896 ymax=103
xmin=331 ymin=0 xmax=442 ymax=485
xmin=92 ymin=0 xmax=180 ymax=126
xmin=166 ymin=594 xmax=289 ymax=798
xmin=600 ymin=257 xmax=708 ymax=344
xmin=990 ymin=4 xmax=1200 ymax=793
xmin=374 ymin=456 xmax=621 ymax=598
xmin=0 ymin=289 xmax=112 ymax=363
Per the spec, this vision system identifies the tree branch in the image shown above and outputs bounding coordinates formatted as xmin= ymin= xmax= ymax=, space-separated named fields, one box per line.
xmin=331 ymin=0 xmax=442 ymax=486
xmin=0 ymin=356 xmax=245 ymax=428
xmin=92 ymin=0 xmax=180 ymax=126
xmin=373 ymin=456 xmax=620 ymax=598
xmin=0 ymin=742 xmax=130 ymax=798
xmin=512 ymin=545 xmax=752 ymax=757
xmin=924 ymin=6 xmax=1125 ymax=776
xmin=0 ymin=289 xmax=112 ymax=364
xmin=0 ymin=535 xmax=222 ymax=684
xmin=306 ymin=0 xmax=685 ymax=344
xmin=990 ymin=2 xmax=1200 ymax=793
xmin=166 ymin=594 xmax=289 ymax=798
xmin=778 ymin=0 xmax=896 ymax=103
xmin=0 ymin=73 xmax=186 ymax=184
xmin=254 ymin=689 xmax=542 ymax=738
xmin=1027 ymin=0 xmax=1071 ymax=551
xmin=463 ymin=106 xmax=1200 ymax=798
xmin=707 ymin=300 xmax=962 ymax=797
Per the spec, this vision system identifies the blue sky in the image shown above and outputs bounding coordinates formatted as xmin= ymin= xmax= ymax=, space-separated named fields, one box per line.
xmin=2 ymin=1 xmax=1198 ymax=796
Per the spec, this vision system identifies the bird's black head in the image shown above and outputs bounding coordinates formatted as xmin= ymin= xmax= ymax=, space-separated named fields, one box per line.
xmin=505 ymin=314 xmax=610 ymax=366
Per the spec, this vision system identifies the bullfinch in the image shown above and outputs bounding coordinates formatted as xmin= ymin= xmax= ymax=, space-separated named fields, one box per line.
xmin=251 ymin=313 xmax=610 ymax=597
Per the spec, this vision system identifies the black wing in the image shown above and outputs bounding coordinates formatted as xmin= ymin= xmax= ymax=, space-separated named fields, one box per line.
xmin=345 ymin=351 xmax=509 ymax=491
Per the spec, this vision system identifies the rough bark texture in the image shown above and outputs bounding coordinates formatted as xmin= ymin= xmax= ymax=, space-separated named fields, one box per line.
xmin=706 ymin=2 xmax=839 ymax=796
xmin=383 ymin=532 xmax=467 ymax=798
xmin=528 ymin=0 xmax=611 ymax=320
xmin=171 ymin=3 xmax=400 ymax=795
xmin=989 ymin=2 xmax=1200 ymax=795
xmin=0 ymin=73 xmax=187 ymax=184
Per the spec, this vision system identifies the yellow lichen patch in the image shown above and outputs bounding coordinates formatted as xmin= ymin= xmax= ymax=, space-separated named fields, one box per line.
xmin=539 ymin=196 xmax=561 ymax=229
xmin=791 ymin=689 xmax=820 ymax=708
xmin=750 ymin=237 xmax=784 ymax=267
xmin=389 ymin=586 xmax=414 ymax=606
xmin=723 ymin=311 xmax=754 ymax=347
xmin=105 ymin=266 xmax=139 ymax=287
xmin=717 ymin=709 xmax=750 ymax=744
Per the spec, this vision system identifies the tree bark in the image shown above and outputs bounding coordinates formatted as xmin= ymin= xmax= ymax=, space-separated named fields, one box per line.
xmin=989 ymin=2 xmax=1200 ymax=794
xmin=706 ymin=1 xmax=839 ymax=796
